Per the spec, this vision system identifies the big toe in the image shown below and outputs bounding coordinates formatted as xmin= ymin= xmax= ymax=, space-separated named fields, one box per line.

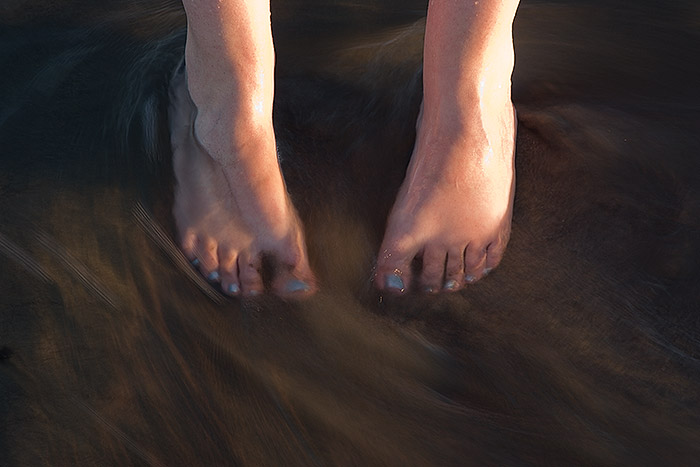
xmin=273 ymin=271 xmax=315 ymax=299
xmin=376 ymin=245 xmax=414 ymax=294
xmin=271 ymin=251 xmax=316 ymax=299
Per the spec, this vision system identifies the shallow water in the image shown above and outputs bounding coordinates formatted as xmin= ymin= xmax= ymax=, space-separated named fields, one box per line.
xmin=1 ymin=0 xmax=700 ymax=465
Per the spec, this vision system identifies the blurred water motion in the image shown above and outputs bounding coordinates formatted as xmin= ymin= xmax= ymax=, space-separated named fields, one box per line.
xmin=1 ymin=0 xmax=700 ymax=465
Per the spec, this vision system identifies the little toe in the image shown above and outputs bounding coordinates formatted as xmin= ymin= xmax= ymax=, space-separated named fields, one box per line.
xmin=443 ymin=247 xmax=466 ymax=292
xmin=238 ymin=251 xmax=264 ymax=296
xmin=484 ymin=240 xmax=506 ymax=274
xmin=464 ymin=244 xmax=488 ymax=284
xmin=181 ymin=231 xmax=197 ymax=262
xmin=419 ymin=247 xmax=446 ymax=294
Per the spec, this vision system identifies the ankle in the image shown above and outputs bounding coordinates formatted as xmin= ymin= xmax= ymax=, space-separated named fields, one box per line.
xmin=191 ymin=106 xmax=276 ymax=159
xmin=420 ymin=92 xmax=512 ymax=139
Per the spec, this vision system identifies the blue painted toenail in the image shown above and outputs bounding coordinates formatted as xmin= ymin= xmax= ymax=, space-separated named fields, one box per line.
xmin=207 ymin=271 xmax=220 ymax=281
xmin=465 ymin=275 xmax=476 ymax=283
xmin=443 ymin=279 xmax=459 ymax=291
xmin=191 ymin=258 xmax=200 ymax=267
xmin=483 ymin=268 xmax=493 ymax=276
xmin=423 ymin=285 xmax=436 ymax=294
xmin=386 ymin=274 xmax=405 ymax=293
xmin=285 ymin=279 xmax=311 ymax=293
xmin=227 ymin=283 xmax=240 ymax=295
xmin=247 ymin=290 xmax=260 ymax=297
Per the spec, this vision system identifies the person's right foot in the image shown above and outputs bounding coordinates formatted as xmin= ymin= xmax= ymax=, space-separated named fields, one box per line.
xmin=168 ymin=65 xmax=315 ymax=298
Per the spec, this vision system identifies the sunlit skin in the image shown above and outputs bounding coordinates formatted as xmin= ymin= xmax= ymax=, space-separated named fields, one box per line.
xmin=173 ymin=0 xmax=519 ymax=296
xmin=376 ymin=0 xmax=518 ymax=293
xmin=174 ymin=1 xmax=314 ymax=298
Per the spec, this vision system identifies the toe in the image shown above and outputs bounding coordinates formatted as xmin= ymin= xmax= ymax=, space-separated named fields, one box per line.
xmin=222 ymin=281 xmax=241 ymax=296
xmin=196 ymin=237 xmax=220 ymax=281
xmin=273 ymin=270 xmax=315 ymax=298
xmin=464 ymin=244 xmax=488 ymax=284
xmin=272 ymin=253 xmax=316 ymax=299
xmin=376 ymin=242 xmax=416 ymax=294
xmin=181 ymin=231 xmax=197 ymax=262
xmin=484 ymin=239 xmax=506 ymax=275
xmin=238 ymin=250 xmax=264 ymax=296
xmin=218 ymin=247 xmax=240 ymax=296
xmin=271 ymin=239 xmax=316 ymax=298
xmin=443 ymin=247 xmax=466 ymax=292
xmin=419 ymin=246 xmax=446 ymax=294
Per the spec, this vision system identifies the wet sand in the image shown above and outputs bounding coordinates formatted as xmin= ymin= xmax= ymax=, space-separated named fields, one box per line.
xmin=1 ymin=0 xmax=700 ymax=465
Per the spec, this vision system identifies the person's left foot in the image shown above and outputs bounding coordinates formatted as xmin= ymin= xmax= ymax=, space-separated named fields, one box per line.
xmin=375 ymin=93 xmax=516 ymax=294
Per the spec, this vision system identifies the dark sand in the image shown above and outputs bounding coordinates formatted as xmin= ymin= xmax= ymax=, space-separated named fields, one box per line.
xmin=1 ymin=0 xmax=700 ymax=465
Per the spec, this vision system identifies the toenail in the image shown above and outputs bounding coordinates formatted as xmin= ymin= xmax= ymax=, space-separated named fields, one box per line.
xmin=423 ymin=285 xmax=436 ymax=294
xmin=483 ymin=267 xmax=493 ymax=276
xmin=465 ymin=275 xmax=477 ymax=283
xmin=443 ymin=279 xmax=459 ymax=291
xmin=284 ymin=279 xmax=311 ymax=294
xmin=207 ymin=271 xmax=220 ymax=281
xmin=227 ymin=283 xmax=240 ymax=295
xmin=191 ymin=258 xmax=200 ymax=267
xmin=385 ymin=273 xmax=405 ymax=293
xmin=247 ymin=290 xmax=260 ymax=297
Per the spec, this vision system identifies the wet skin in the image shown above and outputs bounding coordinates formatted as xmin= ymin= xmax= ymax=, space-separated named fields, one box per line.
xmin=169 ymin=66 xmax=315 ymax=298
xmin=175 ymin=1 xmax=316 ymax=298
xmin=174 ymin=0 xmax=519 ymax=296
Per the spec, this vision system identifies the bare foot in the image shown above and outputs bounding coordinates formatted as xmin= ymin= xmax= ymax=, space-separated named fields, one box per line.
xmin=169 ymin=64 xmax=315 ymax=298
xmin=375 ymin=0 xmax=518 ymax=294
xmin=376 ymin=98 xmax=516 ymax=294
